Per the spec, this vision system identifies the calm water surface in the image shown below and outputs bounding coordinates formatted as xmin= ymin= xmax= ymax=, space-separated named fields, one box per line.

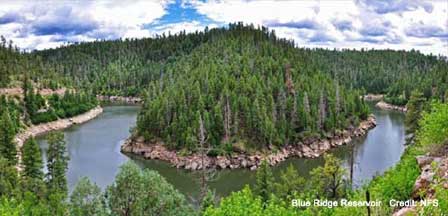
xmin=37 ymin=104 xmax=405 ymax=200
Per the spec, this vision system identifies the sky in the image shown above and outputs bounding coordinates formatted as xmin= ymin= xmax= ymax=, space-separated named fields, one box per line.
xmin=0 ymin=0 xmax=447 ymax=56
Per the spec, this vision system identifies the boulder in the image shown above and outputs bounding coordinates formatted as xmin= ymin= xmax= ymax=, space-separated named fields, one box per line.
xmin=241 ymin=159 xmax=248 ymax=168
xmin=416 ymin=156 xmax=434 ymax=169
xmin=412 ymin=164 xmax=435 ymax=199
xmin=191 ymin=161 xmax=199 ymax=170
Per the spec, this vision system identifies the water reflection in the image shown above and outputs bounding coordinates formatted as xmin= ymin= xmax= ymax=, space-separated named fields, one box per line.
xmin=37 ymin=105 xmax=405 ymax=200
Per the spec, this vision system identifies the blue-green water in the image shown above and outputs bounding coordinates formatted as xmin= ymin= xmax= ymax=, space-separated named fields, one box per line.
xmin=37 ymin=105 xmax=405 ymax=200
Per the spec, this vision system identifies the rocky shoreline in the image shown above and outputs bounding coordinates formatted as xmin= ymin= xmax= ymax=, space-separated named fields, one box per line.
xmin=97 ymin=95 xmax=142 ymax=104
xmin=393 ymin=154 xmax=448 ymax=216
xmin=15 ymin=106 xmax=103 ymax=170
xmin=121 ymin=115 xmax=376 ymax=171
xmin=363 ymin=94 xmax=384 ymax=101
xmin=376 ymin=101 xmax=407 ymax=112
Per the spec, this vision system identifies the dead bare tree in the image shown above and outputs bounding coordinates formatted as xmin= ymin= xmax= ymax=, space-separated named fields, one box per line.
xmin=190 ymin=113 xmax=219 ymax=209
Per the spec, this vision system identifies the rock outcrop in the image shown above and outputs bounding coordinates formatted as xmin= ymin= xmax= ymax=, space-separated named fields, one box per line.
xmin=122 ymin=115 xmax=377 ymax=171
xmin=412 ymin=155 xmax=447 ymax=200
xmin=363 ymin=94 xmax=384 ymax=101
xmin=376 ymin=101 xmax=407 ymax=112
xmin=393 ymin=155 xmax=448 ymax=216
xmin=97 ymin=95 xmax=142 ymax=104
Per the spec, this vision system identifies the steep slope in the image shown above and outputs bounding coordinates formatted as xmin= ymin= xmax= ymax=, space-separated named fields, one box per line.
xmin=135 ymin=24 xmax=370 ymax=153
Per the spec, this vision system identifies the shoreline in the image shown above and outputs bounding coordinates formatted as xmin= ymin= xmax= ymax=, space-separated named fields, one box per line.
xmin=97 ymin=95 xmax=142 ymax=104
xmin=363 ymin=94 xmax=384 ymax=101
xmin=376 ymin=101 xmax=407 ymax=112
xmin=15 ymin=106 xmax=103 ymax=170
xmin=121 ymin=115 xmax=376 ymax=171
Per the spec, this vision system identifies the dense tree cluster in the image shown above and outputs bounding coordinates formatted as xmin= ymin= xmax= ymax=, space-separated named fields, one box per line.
xmin=303 ymin=48 xmax=448 ymax=106
xmin=2 ymin=23 xmax=447 ymax=102
xmin=0 ymin=36 xmax=62 ymax=89
xmin=136 ymin=24 xmax=370 ymax=153
xmin=32 ymin=26 xmax=235 ymax=96
xmin=22 ymin=78 xmax=98 ymax=124
xmin=0 ymin=98 xmax=20 ymax=165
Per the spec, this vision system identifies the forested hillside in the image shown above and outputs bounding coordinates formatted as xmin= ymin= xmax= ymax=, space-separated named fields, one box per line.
xmin=0 ymin=36 xmax=63 ymax=89
xmin=304 ymin=49 xmax=448 ymax=105
xmin=136 ymin=24 xmax=369 ymax=152
xmin=3 ymin=24 xmax=446 ymax=104
xmin=3 ymin=23 xmax=447 ymax=153
xmin=3 ymin=23 xmax=440 ymax=105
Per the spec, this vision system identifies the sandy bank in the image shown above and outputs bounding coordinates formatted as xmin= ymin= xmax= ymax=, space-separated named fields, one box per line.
xmin=122 ymin=115 xmax=376 ymax=171
xmin=376 ymin=101 xmax=407 ymax=112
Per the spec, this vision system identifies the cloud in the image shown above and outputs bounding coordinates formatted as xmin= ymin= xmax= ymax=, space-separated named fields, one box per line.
xmin=357 ymin=0 xmax=434 ymax=14
xmin=309 ymin=32 xmax=336 ymax=43
xmin=0 ymin=0 xmax=168 ymax=50
xmin=0 ymin=12 xmax=23 ymax=24
xmin=0 ymin=0 xmax=446 ymax=56
xmin=332 ymin=20 xmax=354 ymax=31
xmin=31 ymin=6 xmax=99 ymax=36
xmin=358 ymin=21 xmax=393 ymax=38
xmin=405 ymin=24 xmax=448 ymax=39
xmin=267 ymin=19 xmax=321 ymax=30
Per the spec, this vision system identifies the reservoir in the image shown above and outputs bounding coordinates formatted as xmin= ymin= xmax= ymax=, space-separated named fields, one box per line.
xmin=37 ymin=104 xmax=406 ymax=200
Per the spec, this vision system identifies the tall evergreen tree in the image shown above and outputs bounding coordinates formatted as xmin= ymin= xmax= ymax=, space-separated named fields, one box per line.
xmin=22 ymin=138 xmax=44 ymax=180
xmin=0 ymin=110 xmax=17 ymax=166
xmin=254 ymin=160 xmax=274 ymax=204
xmin=0 ymin=156 xmax=19 ymax=197
xmin=46 ymin=132 xmax=69 ymax=196
xmin=405 ymin=90 xmax=426 ymax=134
xmin=21 ymin=137 xmax=47 ymax=198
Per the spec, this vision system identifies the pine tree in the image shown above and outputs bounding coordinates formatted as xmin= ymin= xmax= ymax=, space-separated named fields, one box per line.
xmin=22 ymin=137 xmax=44 ymax=180
xmin=21 ymin=137 xmax=47 ymax=199
xmin=46 ymin=132 xmax=69 ymax=196
xmin=405 ymin=90 xmax=426 ymax=134
xmin=0 ymin=110 xmax=17 ymax=166
xmin=0 ymin=156 xmax=19 ymax=197
xmin=254 ymin=160 xmax=274 ymax=204
xmin=275 ymin=164 xmax=305 ymax=200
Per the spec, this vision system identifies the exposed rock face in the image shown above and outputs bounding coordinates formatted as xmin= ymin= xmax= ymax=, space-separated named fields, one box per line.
xmin=15 ymin=106 xmax=103 ymax=170
xmin=122 ymin=115 xmax=377 ymax=171
xmin=394 ymin=155 xmax=448 ymax=216
xmin=376 ymin=101 xmax=407 ymax=112
xmin=97 ymin=95 xmax=142 ymax=104
xmin=363 ymin=94 xmax=384 ymax=101
xmin=0 ymin=88 xmax=66 ymax=97
xmin=412 ymin=156 xmax=447 ymax=199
